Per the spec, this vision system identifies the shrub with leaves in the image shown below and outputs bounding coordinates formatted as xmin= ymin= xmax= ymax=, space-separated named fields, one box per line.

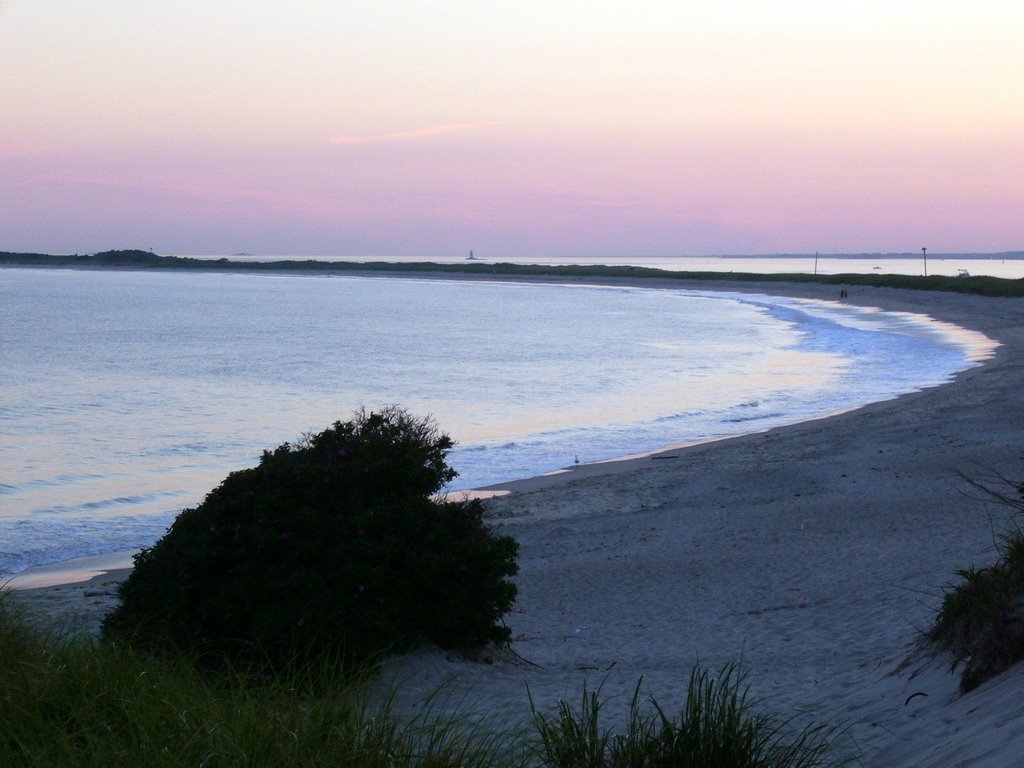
xmin=103 ymin=407 xmax=519 ymax=669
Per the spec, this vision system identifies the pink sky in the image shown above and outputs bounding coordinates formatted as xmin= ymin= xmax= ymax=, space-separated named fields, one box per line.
xmin=2 ymin=2 xmax=1022 ymax=257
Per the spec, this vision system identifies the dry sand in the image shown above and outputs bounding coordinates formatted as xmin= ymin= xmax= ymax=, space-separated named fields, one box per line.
xmin=9 ymin=279 xmax=1024 ymax=766
xmin=8 ymin=568 xmax=128 ymax=637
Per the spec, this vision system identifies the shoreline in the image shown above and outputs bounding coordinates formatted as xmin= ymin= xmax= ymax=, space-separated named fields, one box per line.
xmin=391 ymin=277 xmax=1024 ymax=767
xmin=9 ymin=278 xmax=1024 ymax=766
xmin=470 ymin=274 xmax=1000 ymax=497
xmin=4 ymin=276 xmax=997 ymax=588
xmin=3 ymin=550 xmax=137 ymax=591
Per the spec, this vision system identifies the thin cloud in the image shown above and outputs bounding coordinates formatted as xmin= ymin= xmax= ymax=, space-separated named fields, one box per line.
xmin=329 ymin=121 xmax=501 ymax=146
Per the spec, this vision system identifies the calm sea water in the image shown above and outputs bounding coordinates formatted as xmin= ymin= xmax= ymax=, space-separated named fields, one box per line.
xmin=0 ymin=267 xmax=994 ymax=577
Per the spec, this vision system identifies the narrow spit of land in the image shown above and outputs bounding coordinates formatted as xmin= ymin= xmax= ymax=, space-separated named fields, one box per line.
xmin=3 ymin=248 xmax=1024 ymax=296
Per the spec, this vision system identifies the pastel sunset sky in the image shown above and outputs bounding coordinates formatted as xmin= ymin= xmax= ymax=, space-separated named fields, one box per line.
xmin=2 ymin=1 xmax=1022 ymax=257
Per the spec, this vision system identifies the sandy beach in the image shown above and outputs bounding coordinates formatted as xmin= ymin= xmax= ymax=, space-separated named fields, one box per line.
xmin=10 ymin=278 xmax=1024 ymax=766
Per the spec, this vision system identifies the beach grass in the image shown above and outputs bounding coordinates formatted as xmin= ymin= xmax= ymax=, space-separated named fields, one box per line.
xmin=0 ymin=594 xmax=853 ymax=768
xmin=532 ymin=663 xmax=850 ymax=768
xmin=0 ymin=596 xmax=527 ymax=768
xmin=930 ymin=470 xmax=1024 ymax=692
xmin=931 ymin=531 xmax=1024 ymax=692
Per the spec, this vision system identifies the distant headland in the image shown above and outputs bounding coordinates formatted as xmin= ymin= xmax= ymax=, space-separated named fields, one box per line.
xmin=2 ymin=249 xmax=1023 ymax=297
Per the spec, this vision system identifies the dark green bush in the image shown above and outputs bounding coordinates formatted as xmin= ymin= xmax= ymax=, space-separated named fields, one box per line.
xmin=103 ymin=407 xmax=519 ymax=669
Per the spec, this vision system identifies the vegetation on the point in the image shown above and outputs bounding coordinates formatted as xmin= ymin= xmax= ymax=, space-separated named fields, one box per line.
xmin=4 ymin=249 xmax=1024 ymax=297
xmin=930 ymin=470 xmax=1024 ymax=692
xmin=102 ymin=408 xmax=519 ymax=670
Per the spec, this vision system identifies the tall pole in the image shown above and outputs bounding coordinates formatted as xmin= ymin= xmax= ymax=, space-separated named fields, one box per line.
xmin=922 ymin=247 xmax=927 ymax=277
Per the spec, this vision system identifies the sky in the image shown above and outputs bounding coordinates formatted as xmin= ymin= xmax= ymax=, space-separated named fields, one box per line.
xmin=2 ymin=1 xmax=1022 ymax=258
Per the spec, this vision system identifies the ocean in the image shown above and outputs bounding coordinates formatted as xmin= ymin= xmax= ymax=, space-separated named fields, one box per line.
xmin=0 ymin=266 xmax=994 ymax=577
